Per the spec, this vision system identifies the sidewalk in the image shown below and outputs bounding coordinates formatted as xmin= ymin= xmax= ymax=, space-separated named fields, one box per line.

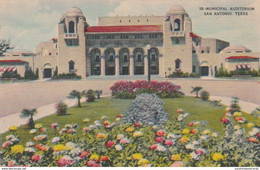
xmin=0 ymin=95 xmax=259 ymax=134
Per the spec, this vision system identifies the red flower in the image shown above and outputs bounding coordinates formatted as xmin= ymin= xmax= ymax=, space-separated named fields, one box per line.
xmin=105 ymin=141 xmax=115 ymax=148
xmin=100 ymin=156 xmax=110 ymax=161
xmin=116 ymin=114 xmax=123 ymax=118
xmin=31 ymin=154 xmax=41 ymax=163
xmin=57 ymin=156 xmax=74 ymax=167
xmin=188 ymin=122 xmax=194 ymax=127
xmin=257 ymin=133 xmax=260 ymax=139
xmin=86 ymin=160 xmax=99 ymax=167
xmin=220 ymin=117 xmax=229 ymax=124
xmin=80 ymin=150 xmax=90 ymax=158
xmin=247 ymin=138 xmax=259 ymax=143
xmin=190 ymin=129 xmax=198 ymax=134
xmin=156 ymin=130 xmax=165 ymax=137
xmin=164 ymin=139 xmax=174 ymax=146
xmin=134 ymin=122 xmax=141 ymax=127
xmin=103 ymin=121 xmax=109 ymax=126
xmin=155 ymin=137 xmax=164 ymax=143
xmin=150 ymin=144 xmax=158 ymax=150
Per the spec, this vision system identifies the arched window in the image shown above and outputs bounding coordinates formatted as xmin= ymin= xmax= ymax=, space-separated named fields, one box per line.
xmin=109 ymin=55 xmax=114 ymax=62
xmin=69 ymin=21 xmax=75 ymax=33
xmin=175 ymin=58 xmax=181 ymax=69
xmin=124 ymin=55 xmax=128 ymax=62
xmin=137 ymin=54 xmax=142 ymax=61
xmin=69 ymin=60 xmax=75 ymax=71
xmin=95 ymin=55 xmax=100 ymax=62
xmin=174 ymin=19 xmax=180 ymax=31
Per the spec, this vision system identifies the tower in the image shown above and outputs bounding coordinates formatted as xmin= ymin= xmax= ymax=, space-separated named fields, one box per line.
xmin=57 ymin=7 xmax=87 ymax=78
xmin=163 ymin=5 xmax=193 ymax=74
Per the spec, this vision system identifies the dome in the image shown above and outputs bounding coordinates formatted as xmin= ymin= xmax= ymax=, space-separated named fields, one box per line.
xmin=221 ymin=45 xmax=251 ymax=53
xmin=64 ymin=7 xmax=84 ymax=17
xmin=166 ymin=5 xmax=186 ymax=15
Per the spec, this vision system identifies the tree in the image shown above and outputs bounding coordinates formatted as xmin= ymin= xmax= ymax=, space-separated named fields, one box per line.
xmin=0 ymin=39 xmax=14 ymax=56
xmin=67 ymin=90 xmax=86 ymax=107
xmin=86 ymin=89 xmax=96 ymax=102
xmin=191 ymin=86 xmax=203 ymax=98
xmin=95 ymin=90 xmax=102 ymax=99
xmin=20 ymin=108 xmax=38 ymax=129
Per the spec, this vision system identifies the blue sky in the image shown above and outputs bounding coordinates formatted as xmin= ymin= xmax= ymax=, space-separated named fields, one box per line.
xmin=0 ymin=0 xmax=259 ymax=52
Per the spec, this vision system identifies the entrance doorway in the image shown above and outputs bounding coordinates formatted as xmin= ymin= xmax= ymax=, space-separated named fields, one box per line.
xmin=201 ymin=66 xmax=209 ymax=76
xmin=43 ymin=68 xmax=52 ymax=78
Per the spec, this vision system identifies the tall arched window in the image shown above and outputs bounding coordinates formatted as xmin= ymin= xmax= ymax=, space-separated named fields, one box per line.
xmin=174 ymin=19 xmax=180 ymax=31
xmin=175 ymin=58 xmax=181 ymax=69
xmin=69 ymin=21 xmax=75 ymax=33
xmin=69 ymin=60 xmax=75 ymax=71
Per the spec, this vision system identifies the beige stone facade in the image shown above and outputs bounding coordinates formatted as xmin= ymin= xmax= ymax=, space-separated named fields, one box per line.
xmin=2 ymin=5 xmax=259 ymax=79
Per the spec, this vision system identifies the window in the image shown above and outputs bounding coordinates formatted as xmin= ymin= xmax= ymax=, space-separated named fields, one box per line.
xmin=104 ymin=35 xmax=114 ymax=39
xmin=138 ymin=20 xmax=140 ymax=22
xmin=65 ymin=39 xmax=79 ymax=46
xmin=135 ymin=34 xmax=143 ymax=39
xmin=124 ymin=55 xmax=128 ymax=62
xmin=68 ymin=21 xmax=75 ymax=33
xmin=151 ymin=66 xmax=157 ymax=70
xmin=109 ymin=55 xmax=114 ymax=62
xmin=174 ymin=19 xmax=180 ymax=31
xmin=172 ymin=37 xmax=185 ymax=45
xmin=147 ymin=19 xmax=149 ymax=22
xmin=95 ymin=56 xmax=100 ymax=62
xmin=192 ymin=50 xmax=196 ymax=54
xmin=137 ymin=54 xmax=142 ymax=61
xmin=120 ymin=35 xmax=129 ymax=39
xmin=175 ymin=59 xmax=181 ymax=69
xmin=151 ymin=54 xmax=156 ymax=61
xmin=201 ymin=50 xmax=204 ymax=53
xmin=69 ymin=60 xmax=75 ymax=71
xmin=49 ymin=53 xmax=51 ymax=56
xmin=129 ymin=20 xmax=131 ymax=23
xmin=196 ymin=42 xmax=199 ymax=46
xmin=192 ymin=66 xmax=196 ymax=72
xmin=149 ymin=34 xmax=158 ymax=39
xmin=120 ymin=20 xmax=122 ymax=23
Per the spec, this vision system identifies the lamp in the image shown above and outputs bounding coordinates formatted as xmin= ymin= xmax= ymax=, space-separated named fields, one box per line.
xmin=146 ymin=45 xmax=151 ymax=82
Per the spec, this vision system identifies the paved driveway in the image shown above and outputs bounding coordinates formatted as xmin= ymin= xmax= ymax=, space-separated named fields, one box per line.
xmin=0 ymin=77 xmax=259 ymax=117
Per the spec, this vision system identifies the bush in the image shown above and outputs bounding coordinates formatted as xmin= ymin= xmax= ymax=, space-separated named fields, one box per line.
xmin=95 ymin=90 xmax=102 ymax=99
xmin=168 ymin=71 xmax=200 ymax=78
xmin=52 ymin=72 xmax=81 ymax=80
xmin=123 ymin=93 xmax=168 ymax=125
xmin=86 ymin=89 xmax=96 ymax=102
xmin=55 ymin=101 xmax=68 ymax=116
xmin=230 ymin=97 xmax=241 ymax=114
xmin=110 ymin=80 xmax=183 ymax=99
xmin=24 ymin=68 xmax=38 ymax=80
xmin=200 ymin=90 xmax=210 ymax=101
xmin=1 ymin=71 xmax=21 ymax=79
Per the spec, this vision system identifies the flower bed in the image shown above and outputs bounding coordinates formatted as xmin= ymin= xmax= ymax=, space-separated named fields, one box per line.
xmin=1 ymin=108 xmax=259 ymax=167
xmin=110 ymin=80 xmax=183 ymax=99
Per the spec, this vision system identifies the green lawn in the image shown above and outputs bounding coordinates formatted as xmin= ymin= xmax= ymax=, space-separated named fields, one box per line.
xmin=2 ymin=96 xmax=259 ymax=145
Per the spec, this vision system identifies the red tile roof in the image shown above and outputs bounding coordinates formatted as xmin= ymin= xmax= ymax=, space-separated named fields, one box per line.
xmin=226 ymin=56 xmax=259 ymax=60
xmin=190 ymin=32 xmax=200 ymax=38
xmin=86 ymin=25 xmax=162 ymax=33
xmin=0 ymin=60 xmax=27 ymax=63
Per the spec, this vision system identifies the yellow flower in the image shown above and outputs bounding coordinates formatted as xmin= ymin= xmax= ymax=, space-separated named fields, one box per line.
xmin=53 ymin=144 xmax=69 ymax=151
xmin=138 ymin=159 xmax=149 ymax=165
xmin=182 ymin=128 xmax=190 ymax=134
xmin=126 ymin=127 xmax=134 ymax=132
xmin=96 ymin=133 xmax=107 ymax=139
xmin=35 ymin=123 xmax=43 ymax=129
xmin=180 ymin=136 xmax=189 ymax=143
xmin=247 ymin=122 xmax=255 ymax=128
xmin=234 ymin=125 xmax=241 ymax=130
xmin=11 ymin=145 xmax=25 ymax=154
xmin=212 ymin=153 xmax=224 ymax=161
xmin=171 ymin=154 xmax=181 ymax=161
xmin=9 ymin=126 xmax=17 ymax=131
xmin=83 ymin=118 xmax=90 ymax=123
xmin=233 ymin=112 xmax=242 ymax=117
xmin=90 ymin=154 xmax=99 ymax=161
xmin=133 ymin=131 xmax=144 ymax=137
xmin=202 ymin=129 xmax=211 ymax=135
xmin=132 ymin=153 xmax=143 ymax=160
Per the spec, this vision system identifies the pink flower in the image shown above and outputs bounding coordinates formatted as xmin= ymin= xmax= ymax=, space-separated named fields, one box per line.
xmin=86 ymin=160 xmax=100 ymax=167
xmin=164 ymin=139 xmax=174 ymax=146
xmin=80 ymin=151 xmax=90 ymax=158
xmin=2 ymin=141 xmax=12 ymax=149
xmin=31 ymin=154 xmax=41 ymax=163
xmin=155 ymin=137 xmax=164 ymax=143
xmin=150 ymin=144 xmax=158 ymax=150
xmin=8 ymin=160 xmax=16 ymax=167
xmin=57 ymin=155 xmax=74 ymax=167
xmin=156 ymin=130 xmax=165 ymax=137
xmin=220 ymin=117 xmax=229 ymax=124
xmin=105 ymin=141 xmax=115 ymax=148
xmin=188 ymin=122 xmax=194 ymax=127
xmin=120 ymin=138 xmax=131 ymax=144
xmin=195 ymin=148 xmax=207 ymax=155
xmin=171 ymin=161 xmax=184 ymax=167
xmin=134 ymin=122 xmax=141 ymax=127
xmin=257 ymin=133 xmax=260 ymax=139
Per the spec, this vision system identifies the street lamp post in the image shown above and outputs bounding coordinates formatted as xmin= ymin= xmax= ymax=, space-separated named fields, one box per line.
xmin=147 ymin=45 xmax=151 ymax=82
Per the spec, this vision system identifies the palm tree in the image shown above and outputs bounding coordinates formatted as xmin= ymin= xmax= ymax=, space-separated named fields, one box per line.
xmin=67 ymin=90 xmax=86 ymax=107
xmin=191 ymin=86 xmax=203 ymax=98
xmin=20 ymin=108 xmax=38 ymax=129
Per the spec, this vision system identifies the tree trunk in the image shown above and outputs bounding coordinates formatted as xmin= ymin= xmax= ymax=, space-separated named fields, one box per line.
xmin=196 ymin=91 xmax=199 ymax=98
xmin=78 ymin=98 xmax=81 ymax=107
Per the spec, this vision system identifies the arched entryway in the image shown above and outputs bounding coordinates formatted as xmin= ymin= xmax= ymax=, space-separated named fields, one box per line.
xmin=90 ymin=48 xmax=101 ymax=75
xmin=43 ymin=63 xmax=52 ymax=78
xmin=119 ymin=48 xmax=130 ymax=75
xmin=200 ymin=61 xmax=210 ymax=76
xmin=105 ymin=48 xmax=115 ymax=75
xmin=150 ymin=48 xmax=159 ymax=74
xmin=134 ymin=48 xmax=144 ymax=75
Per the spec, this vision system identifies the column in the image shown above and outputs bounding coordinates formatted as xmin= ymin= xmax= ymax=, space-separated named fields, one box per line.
xmin=101 ymin=56 xmax=105 ymax=76
xmin=144 ymin=55 xmax=148 ymax=75
xmin=115 ymin=56 xmax=119 ymax=76
xmin=129 ymin=55 xmax=134 ymax=76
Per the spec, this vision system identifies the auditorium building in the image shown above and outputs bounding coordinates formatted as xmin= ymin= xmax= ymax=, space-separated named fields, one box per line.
xmin=1 ymin=5 xmax=259 ymax=79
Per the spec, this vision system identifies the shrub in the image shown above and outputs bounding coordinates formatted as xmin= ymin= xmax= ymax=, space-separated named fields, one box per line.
xmin=110 ymin=80 xmax=183 ymax=99
xmin=86 ymin=90 xmax=96 ymax=102
xmin=200 ymin=90 xmax=210 ymax=101
xmin=168 ymin=71 xmax=200 ymax=78
xmin=230 ymin=97 xmax=241 ymax=114
xmin=123 ymin=93 xmax=168 ymax=125
xmin=1 ymin=71 xmax=21 ymax=79
xmin=56 ymin=101 xmax=68 ymax=116
xmin=95 ymin=90 xmax=102 ymax=99
xmin=24 ymin=68 xmax=38 ymax=80
xmin=52 ymin=72 xmax=81 ymax=80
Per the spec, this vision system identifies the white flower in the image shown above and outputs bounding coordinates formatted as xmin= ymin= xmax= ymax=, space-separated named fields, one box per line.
xmin=115 ymin=144 xmax=123 ymax=151
xmin=10 ymin=137 xmax=19 ymax=143
xmin=65 ymin=124 xmax=73 ymax=129
xmin=6 ymin=134 xmax=15 ymax=141
xmin=29 ymin=129 xmax=37 ymax=134
xmin=194 ymin=121 xmax=201 ymax=125
xmin=211 ymin=132 xmax=219 ymax=137
xmin=199 ymin=135 xmax=209 ymax=141
xmin=94 ymin=120 xmax=102 ymax=126
xmin=184 ymin=113 xmax=190 ymax=118
xmin=26 ymin=141 xmax=35 ymax=147
xmin=51 ymin=137 xmax=61 ymax=144
xmin=70 ymin=148 xmax=82 ymax=157
xmin=192 ymin=140 xmax=200 ymax=145
xmin=191 ymin=152 xmax=201 ymax=160
xmin=156 ymin=144 xmax=167 ymax=152
xmin=101 ymin=116 xmax=108 ymax=120
xmin=177 ymin=114 xmax=185 ymax=121
xmin=234 ymin=130 xmax=243 ymax=136
xmin=167 ymin=133 xmax=177 ymax=139
xmin=89 ymin=125 xmax=97 ymax=130
xmin=115 ymin=118 xmax=121 ymax=121
xmin=249 ymin=128 xmax=259 ymax=136
xmin=185 ymin=144 xmax=195 ymax=150
xmin=117 ymin=134 xmax=125 ymax=140
xmin=66 ymin=142 xmax=76 ymax=150
xmin=25 ymin=147 xmax=35 ymax=153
